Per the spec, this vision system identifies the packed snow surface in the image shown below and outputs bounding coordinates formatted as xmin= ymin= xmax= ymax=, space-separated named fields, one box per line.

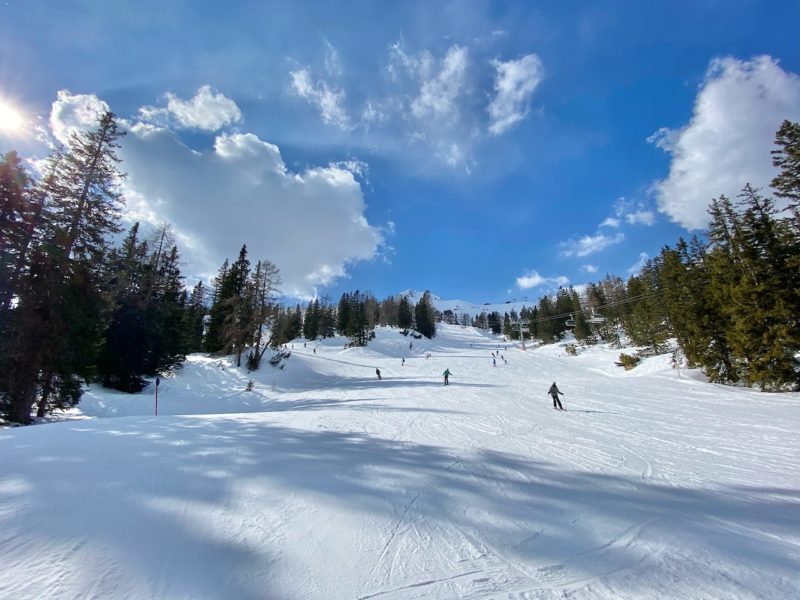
xmin=1 ymin=324 xmax=799 ymax=599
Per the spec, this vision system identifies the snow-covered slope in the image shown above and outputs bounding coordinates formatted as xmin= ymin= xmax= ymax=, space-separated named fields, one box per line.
xmin=1 ymin=325 xmax=799 ymax=599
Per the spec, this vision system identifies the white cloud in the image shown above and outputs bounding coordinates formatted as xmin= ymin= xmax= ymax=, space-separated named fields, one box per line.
xmin=581 ymin=264 xmax=598 ymax=274
xmin=289 ymin=67 xmax=351 ymax=130
xmin=361 ymin=100 xmax=388 ymax=126
xmin=323 ymin=40 xmax=343 ymax=77
xmin=627 ymin=252 xmax=649 ymax=274
xmin=166 ymin=85 xmax=241 ymax=131
xmin=600 ymin=217 xmax=620 ymax=228
xmin=387 ymin=39 xmax=434 ymax=82
xmin=649 ymin=56 xmax=800 ymax=230
xmin=561 ymin=232 xmax=624 ymax=257
xmin=625 ymin=210 xmax=655 ymax=226
xmin=604 ymin=197 xmax=654 ymax=227
xmin=49 ymin=90 xmax=109 ymax=145
xmin=49 ymin=91 xmax=383 ymax=297
xmin=487 ymin=54 xmax=543 ymax=135
xmin=516 ymin=270 xmax=569 ymax=289
xmin=613 ymin=197 xmax=631 ymax=217
xmin=290 ymin=39 xmax=545 ymax=171
xmin=138 ymin=85 xmax=242 ymax=132
xmin=410 ymin=45 xmax=469 ymax=123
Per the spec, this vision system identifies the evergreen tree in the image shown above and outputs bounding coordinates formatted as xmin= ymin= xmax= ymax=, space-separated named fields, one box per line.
xmin=97 ymin=224 xmax=189 ymax=392
xmin=502 ymin=313 xmax=512 ymax=337
xmin=317 ymin=296 xmax=336 ymax=338
xmin=346 ymin=291 xmax=371 ymax=346
xmin=722 ymin=185 xmax=800 ymax=388
xmin=364 ymin=293 xmax=379 ymax=330
xmin=203 ymin=245 xmax=252 ymax=363
xmin=246 ymin=259 xmax=280 ymax=369
xmin=303 ymin=300 xmax=319 ymax=340
xmin=659 ymin=239 xmax=737 ymax=382
xmin=622 ymin=260 xmax=670 ymax=353
xmin=204 ymin=259 xmax=229 ymax=352
xmin=572 ymin=310 xmax=592 ymax=342
xmin=0 ymin=151 xmax=31 ymax=313
xmin=1 ymin=112 xmax=126 ymax=422
xmin=397 ymin=295 xmax=413 ymax=329
xmin=771 ymin=120 xmax=800 ymax=219
xmin=536 ymin=295 xmax=558 ymax=341
xmin=487 ymin=311 xmax=502 ymax=335
xmin=414 ymin=291 xmax=436 ymax=338
xmin=378 ymin=296 xmax=398 ymax=326
xmin=337 ymin=293 xmax=351 ymax=335
xmin=183 ymin=281 xmax=207 ymax=353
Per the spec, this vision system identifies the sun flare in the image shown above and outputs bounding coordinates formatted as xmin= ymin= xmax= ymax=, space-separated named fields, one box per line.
xmin=0 ymin=101 xmax=24 ymax=132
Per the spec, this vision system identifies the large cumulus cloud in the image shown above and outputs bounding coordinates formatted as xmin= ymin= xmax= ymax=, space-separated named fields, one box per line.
xmin=50 ymin=91 xmax=384 ymax=297
xmin=649 ymin=56 xmax=800 ymax=230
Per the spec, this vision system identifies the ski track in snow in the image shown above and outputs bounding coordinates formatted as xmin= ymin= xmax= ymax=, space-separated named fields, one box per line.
xmin=1 ymin=324 xmax=799 ymax=599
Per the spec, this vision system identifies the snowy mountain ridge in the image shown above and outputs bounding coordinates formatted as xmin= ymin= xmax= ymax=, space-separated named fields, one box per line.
xmin=397 ymin=288 xmax=536 ymax=317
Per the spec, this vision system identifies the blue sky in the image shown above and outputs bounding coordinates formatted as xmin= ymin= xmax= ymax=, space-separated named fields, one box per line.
xmin=1 ymin=0 xmax=799 ymax=302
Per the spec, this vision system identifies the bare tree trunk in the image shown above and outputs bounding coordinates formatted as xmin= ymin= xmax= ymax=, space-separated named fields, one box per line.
xmin=36 ymin=375 xmax=53 ymax=418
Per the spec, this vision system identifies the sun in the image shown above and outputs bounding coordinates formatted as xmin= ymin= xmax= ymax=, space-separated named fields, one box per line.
xmin=0 ymin=100 xmax=24 ymax=132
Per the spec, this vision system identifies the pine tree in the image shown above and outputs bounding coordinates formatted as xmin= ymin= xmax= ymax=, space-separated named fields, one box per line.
xmin=0 ymin=151 xmax=31 ymax=313
xmin=502 ymin=313 xmax=512 ymax=337
xmin=337 ymin=293 xmax=351 ymax=335
xmin=303 ymin=300 xmax=319 ymax=340
xmin=536 ymin=295 xmax=557 ymax=342
xmin=183 ymin=281 xmax=207 ymax=353
xmin=220 ymin=245 xmax=252 ymax=366
xmin=1 ymin=112 xmax=126 ymax=422
xmin=317 ymin=296 xmax=336 ymax=338
xmin=414 ymin=291 xmax=436 ymax=338
xmin=378 ymin=296 xmax=398 ymax=326
xmin=397 ymin=295 xmax=413 ymax=330
xmin=204 ymin=259 xmax=229 ymax=352
xmin=97 ymin=225 xmax=189 ymax=392
xmin=724 ymin=185 xmax=799 ymax=388
xmin=487 ymin=311 xmax=502 ymax=335
xmin=622 ymin=261 xmax=670 ymax=353
xmin=771 ymin=120 xmax=800 ymax=219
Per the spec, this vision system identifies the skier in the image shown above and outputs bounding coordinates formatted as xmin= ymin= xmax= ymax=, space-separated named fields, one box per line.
xmin=443 ymin=368 xmax=452 ymax=385
xmin=548 ymin=382 xmax=565 ymax=410
xmin=401 ymin=358 xmax=405 ymax=366
xmin=376 ymin=368 xmax=382 ymax=380
xmin=313 ymin=348 xmax=316 ymax=355
xmin=493 ymin=357 xmax=496 ymax=367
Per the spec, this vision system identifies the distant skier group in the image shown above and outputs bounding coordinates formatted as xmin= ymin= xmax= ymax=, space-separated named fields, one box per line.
xmin=366 ymin=341 xmax=565 ymax=411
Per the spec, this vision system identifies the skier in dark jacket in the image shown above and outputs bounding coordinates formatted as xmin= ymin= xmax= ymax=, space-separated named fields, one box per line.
xmin=548 ymin=382 xmax=564 ymax=410
xmin=376 ymin=368 xmax=382 ymax=380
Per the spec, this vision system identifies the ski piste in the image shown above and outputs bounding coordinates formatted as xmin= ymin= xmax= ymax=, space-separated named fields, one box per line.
xmin=1 ymin=324 xmax=798 ymax=599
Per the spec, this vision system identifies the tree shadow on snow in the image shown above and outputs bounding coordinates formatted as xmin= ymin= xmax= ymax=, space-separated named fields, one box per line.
xmin=2 ymin=418 xmax=798 ymax=597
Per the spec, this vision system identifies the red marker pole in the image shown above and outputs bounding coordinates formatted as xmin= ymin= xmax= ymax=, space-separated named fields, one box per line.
xmin=155 ymin=376 xmax=160 ymax=416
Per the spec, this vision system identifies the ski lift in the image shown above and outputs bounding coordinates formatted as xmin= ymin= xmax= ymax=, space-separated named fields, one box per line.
xmin=565 ymin=314 xmax=576 ymax=328
xmin=510 ymin=319 xmax=530 ymax=333
xmin=589 ymin=309 xmax=606 ymax=324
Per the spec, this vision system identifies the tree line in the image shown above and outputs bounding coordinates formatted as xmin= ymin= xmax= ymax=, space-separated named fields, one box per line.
xmin=477 ymin=121 xmax=800 ymax=391
xmin=2 ymin=115 xmax=796 ymax=424
xmin=0 ymin=112 xmax=225 ymax=422
xmin=0 ymin=109 xmax=439 ymax=426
